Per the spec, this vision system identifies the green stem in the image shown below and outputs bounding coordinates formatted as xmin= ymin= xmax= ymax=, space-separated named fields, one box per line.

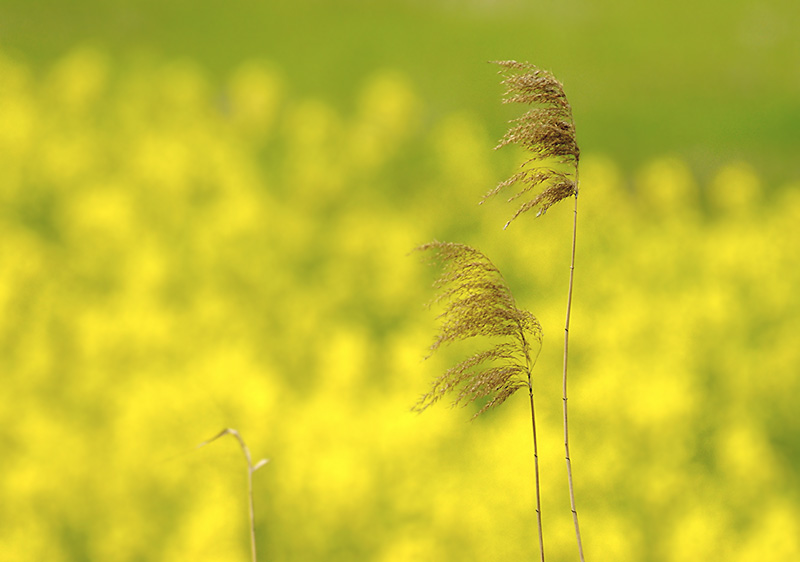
xmin=563 ymin=189 xmax=585 ymax=562
xmin=528 ymin=386 xmax=545 ymax=562
xmin=523 ymin=336 xmax=545 ymax=562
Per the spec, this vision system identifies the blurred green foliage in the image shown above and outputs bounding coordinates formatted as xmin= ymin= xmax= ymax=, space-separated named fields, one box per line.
xmin=1 ymin=0 xmax=799 ymax=181
xmin=1 ymin=36 xmax=799 ymax=562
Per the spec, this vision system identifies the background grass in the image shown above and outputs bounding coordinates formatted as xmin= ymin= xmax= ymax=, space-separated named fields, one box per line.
xmin=2 ymin=0 xmax=799 ymax=180
xmin=1 ymin=1 xmax=799 ymax=561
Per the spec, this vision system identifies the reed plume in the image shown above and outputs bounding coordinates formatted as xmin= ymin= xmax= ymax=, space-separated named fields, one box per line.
xmin=413 ymin=241 xmax=546 ymax=561
xmin=486 ymin=60 xmax=586 ymax=562
xmin=483 ymin=61 xmax=579 ymax=228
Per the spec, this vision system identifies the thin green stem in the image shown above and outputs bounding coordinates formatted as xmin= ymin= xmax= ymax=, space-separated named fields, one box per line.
xmin=524 ymin=340 xmax=546 ymax=562
xmin=563 ymin=188 xmax=585 ymax=562
xmin=528 ymin=387 xmax=545 ymax=562
xmin=246 ymin=451 xmax=258 ymax=562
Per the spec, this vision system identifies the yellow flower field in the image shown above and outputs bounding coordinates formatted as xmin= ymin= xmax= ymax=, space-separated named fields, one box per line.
xmin=1 ymin=47 xmax=799 ymax=561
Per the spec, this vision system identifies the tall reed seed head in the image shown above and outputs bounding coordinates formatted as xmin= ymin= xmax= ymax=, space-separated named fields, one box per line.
xmin=484 ymin=61 xmax=580 ymax=227
xmin=413 ymin=242 xmax=543 ymax=418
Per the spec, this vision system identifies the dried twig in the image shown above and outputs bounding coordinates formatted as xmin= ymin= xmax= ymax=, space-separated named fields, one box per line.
xmin=197 ymin=428 xmax=269 ymax=562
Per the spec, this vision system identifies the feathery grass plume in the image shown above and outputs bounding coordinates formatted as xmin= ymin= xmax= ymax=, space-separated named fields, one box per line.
xmin=483 ymin=61 xmax=580 ymax=228
xmin=413 ymin=241 xmax=542 ymax=417
xmin=486 ymin=61 xmax=587 ymax=562
xmin=414 ymin=241 xmax=547 ymax=561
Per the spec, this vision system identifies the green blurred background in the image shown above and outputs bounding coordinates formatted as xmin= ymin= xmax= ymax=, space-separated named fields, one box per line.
xmin=1 ymin=1 xmax=799 ymax=560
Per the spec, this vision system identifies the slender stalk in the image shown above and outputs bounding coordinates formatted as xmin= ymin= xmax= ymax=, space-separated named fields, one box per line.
xmin=198 ymin=428 xmax=269 ymax=562
xmin=528 ymin=390 xmax=545 ymax=562
xmin=524 ymin=339 xmax=545 ymax=562
xmin=563 ymin=188 xmax=585 ymax=561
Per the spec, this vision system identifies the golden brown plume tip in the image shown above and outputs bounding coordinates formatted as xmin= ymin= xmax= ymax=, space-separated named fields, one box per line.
xmin=413 ymin=241 xmax=542 ymax=418
xmin=485 ymin=61 xmax=580 ymax=227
